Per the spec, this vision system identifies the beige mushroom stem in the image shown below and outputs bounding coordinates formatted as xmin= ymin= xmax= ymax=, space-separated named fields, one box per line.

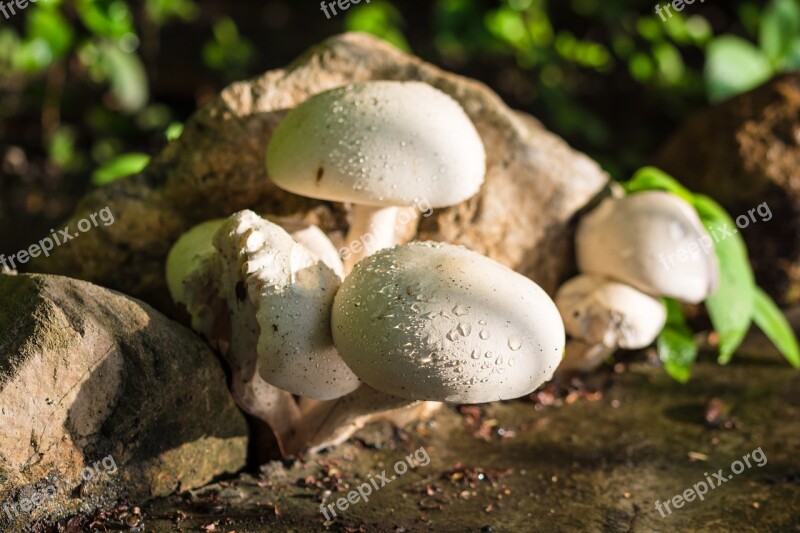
xmin=222 ymin=294 xmax=302 ymax=452
xmin=286 ymin=385 xmax=441 ymax=455
xmin=556 ymin=339 xmax=615 ymax=376
xmin=343 ymin=205 xmax=420 ymax=273
xmin=214 ymin=225 xmax=303 ymax=454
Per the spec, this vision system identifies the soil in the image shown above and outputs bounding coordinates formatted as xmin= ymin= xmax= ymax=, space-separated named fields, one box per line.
xmin=50 ymin=329 xmax=800 ymax=533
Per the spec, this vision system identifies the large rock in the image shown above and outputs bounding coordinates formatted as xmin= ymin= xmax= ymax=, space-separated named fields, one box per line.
xmin=654 ymin=73 xmax=800 ymax=306
xmin=0 ymin=273 xmax=248 ymax=531
xmin=34 ymin=32 xmax=608 ymax=313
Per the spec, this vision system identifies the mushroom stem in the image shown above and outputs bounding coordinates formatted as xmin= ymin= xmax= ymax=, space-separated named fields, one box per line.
xmin=216 ymin=278 xmax=302 ymax=454
xmin=556 ymin=339 xmax=616 ymax=375
xmin=285 ymin=384 xmax=441 ymax=455
xmin=344 ymin=205 xmax=419 ymax=273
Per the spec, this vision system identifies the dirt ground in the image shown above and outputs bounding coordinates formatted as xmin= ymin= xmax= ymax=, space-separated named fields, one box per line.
xmin=61 ymin=327 xmax=799 ymax=533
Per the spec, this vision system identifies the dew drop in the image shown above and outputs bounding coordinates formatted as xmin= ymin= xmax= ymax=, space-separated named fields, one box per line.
xmin=457 ymin=322 xmax=472 ymax=337
xmin=452 ymin=305 xmax=469 ymax=316
xmin=479 ymin=329 xmax=491 ymax=340
xmin=508 ymin=337 xmax=522 ymax=351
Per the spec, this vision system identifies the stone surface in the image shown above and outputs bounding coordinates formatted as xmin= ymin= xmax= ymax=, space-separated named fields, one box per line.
xmin=80 ymin=337 xmax=798 ymax=532
xmin=33 ymin=32 xmax=608 ymax=315
xmin=654 ymin=73 xmax=800 ymax=306
xmin=0 ymin=273 xmax=248 ymax=531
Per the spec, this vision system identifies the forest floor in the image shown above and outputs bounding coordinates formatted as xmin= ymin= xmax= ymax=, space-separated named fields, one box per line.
xmin=89 ymin=326 xmax=800 ymax=533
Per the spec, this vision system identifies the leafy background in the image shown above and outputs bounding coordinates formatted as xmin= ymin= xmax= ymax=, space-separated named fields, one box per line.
xmin=1 ymin=0 xmax=798 ymax=378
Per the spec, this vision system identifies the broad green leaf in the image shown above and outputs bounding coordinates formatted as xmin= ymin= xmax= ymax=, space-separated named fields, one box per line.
xmin=99 ymin=42 xmax=148 ymax=112
xmin=621 ymin=166 xmax=694 ymax=204
xmin=705 ymin=35 xmax=772 ymax=102
xmin=753 ymin=287 xmax=800 ymax=368
xmin=657 ymin=300 xmax=697 ymax=383
xmin=692 ymin=194 xmax=755 ymax=363
xmin=92 ymin=153 xmax=150 ymax=185
xmin=760 ymin=0 xmax=800 ymax=63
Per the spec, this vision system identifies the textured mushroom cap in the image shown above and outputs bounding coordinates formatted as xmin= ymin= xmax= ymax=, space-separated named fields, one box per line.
xmin=166 ymin=219 xmax=224 ymax=335
xmin=576 ymin=191 xmax=719 ymax=304
xmin=266 ymin=81 xmax=486 ymax=208
xmin=555 ymin=274 xmax=666 ymax=349
xmin=215 ymin=211 xmax=359 ymax=400
xmin=288 ymin=224 xmax=345 ymax=280
xmin=166 ymin=219 xmax=223 ymax=304
xmin=331 ymin=242 xmax=565 ymax=403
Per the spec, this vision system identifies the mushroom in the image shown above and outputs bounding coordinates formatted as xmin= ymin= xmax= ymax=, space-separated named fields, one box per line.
xmin=166 ymin=219 xmax=225 ymax=337
xmin=212 ymin=210 xmax=359 ymax=402
xmin=166 ymin=211 xmax=360 ymax=453
xmin=576 ymin=191 xmax=719 ymax=304
xmin=555 ymin=274 xmax=667 ymax=373
xmin=275 ymin=220 xmax=345 ymax=279
xmin=331 ymin=241 xmax=565 ymax=403
xmin=166 ymin=218 xmax=346 ymax=333
xmin=266 ymin=81 xmax=486 ymax=273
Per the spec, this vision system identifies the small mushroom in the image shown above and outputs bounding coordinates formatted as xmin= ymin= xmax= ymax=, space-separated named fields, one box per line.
xmin=555 ymin=274 xmax=666 ymax=374
xmin=166 ymin=212 xmax=360 ymax=453
xmin=266 ymin=81 xmax=486 ymax=272
xmin=576 ymin=191 xmax=719 ymax=303
xmin=331 ymin=242 xmax=565 ymax=403
xmin=213 ymin=210 xmax=360 ymax=402
xmin=556 ymin=274 xmax=667 ymax=350
xmin=166 ymin=219 xmax=225 ymax=337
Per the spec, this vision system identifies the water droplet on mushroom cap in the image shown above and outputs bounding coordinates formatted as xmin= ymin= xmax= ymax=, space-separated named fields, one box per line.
xmin=331 ymin=242 xmax=565 ymax=403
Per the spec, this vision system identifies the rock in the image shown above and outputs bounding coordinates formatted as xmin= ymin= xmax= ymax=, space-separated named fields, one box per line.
xmin=654 ymin=73 xmax=800 ymax=306
xmin=0 ymin=273 xmax=248 ymax=531
xmin=34 ymin=32 xmax=608 ymax=314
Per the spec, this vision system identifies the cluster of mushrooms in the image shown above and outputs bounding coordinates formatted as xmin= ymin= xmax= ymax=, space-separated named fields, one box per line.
xmin=166 ymin=81 xmax=719 ymax=455
xmin=556 ymin=189 xmax=719 ymax=373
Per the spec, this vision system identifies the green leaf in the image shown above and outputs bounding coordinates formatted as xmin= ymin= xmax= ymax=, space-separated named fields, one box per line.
xmin=77 ymin=0 xmax=135 ymax=38
xmin=657 ymin=300 xmax=698 ymax=383
xmin=28 ymin=7 xmax=74 ymax=59
xmin=705 ymin=35 xmax=773 ymax=102
xmin=621 ymin=166 xmax=694 ymax=203
xmin=98 ymin=42 xmax=148 ymax=112
xmin=92 ymin=153 xmax=150 ymax=185
xmin=753 ymin=287 xmax=800 ymax=368
xmin=692 ymin=194 xmax=755 ymax=363
xmin=760 ymin=0 xmax=800 ymax=63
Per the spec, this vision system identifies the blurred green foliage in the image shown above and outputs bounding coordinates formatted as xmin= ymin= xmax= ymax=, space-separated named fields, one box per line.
xmin=0 ymin=0 xmax=797 ymax=185
xmin=343 ymin=0 xmax=799 ymax=178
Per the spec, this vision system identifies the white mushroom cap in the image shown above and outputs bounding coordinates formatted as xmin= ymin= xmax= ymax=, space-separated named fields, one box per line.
xmin=576 ymin=191 xmax=719 ymax=304
xmin=266 ymin=81 xmax=486 ymax=208
xmin=214 ymin=211 xmax=360 ymax=400
xmin=284 ymin=222 xmax=345 ymax=280
xmin=166 ymin=219 xmax=224 ymax=335
xmin=331 ymin=242 xmax=565 ymax=403
xmin=556 ymin=274 xmax=666 ymax=349
xmin=166 ymin=219 xmax=223 ymax=304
